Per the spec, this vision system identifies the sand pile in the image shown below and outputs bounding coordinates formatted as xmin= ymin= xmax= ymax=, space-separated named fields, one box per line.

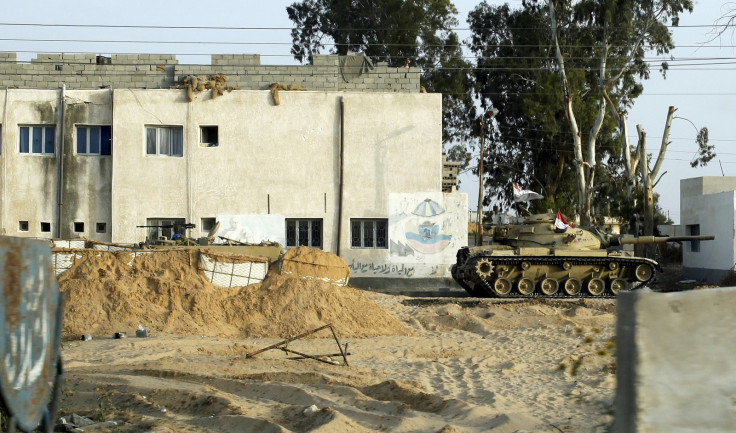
xmin=281 ymin=245 xmax=351 ymax=284
xmin=57 ymin=249 xmax=411 ymax=339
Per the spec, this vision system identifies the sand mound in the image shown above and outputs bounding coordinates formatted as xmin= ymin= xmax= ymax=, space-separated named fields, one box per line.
xmin=281 ymin=245 xmax=351 ymax=284
xmin=58 ymin=249 xmax=411 ymax=339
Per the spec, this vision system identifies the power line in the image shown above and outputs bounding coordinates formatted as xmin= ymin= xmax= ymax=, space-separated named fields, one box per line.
xmin=0 ymin=21 xmax=731 ymax=31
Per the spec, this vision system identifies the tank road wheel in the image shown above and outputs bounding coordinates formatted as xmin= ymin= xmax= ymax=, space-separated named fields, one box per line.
xmin=586 ymin=278 xmax=605 ymax=296
xmin=539 ymin=277 xmax=559 ymax=295
xmin=475 ymin=259 xmax=494 ymax=278
xmin=493 ymin=278 xmax=513 ymax=297
xmin=516 ymin=277 xmax=536 ymax=296
xmin=563 ymin=278 xmax=582 ymax=296
xmin=634 ymin=264 xmax=653 ymax=282
xmin=609 ymin=278 xmax=629 ymax=295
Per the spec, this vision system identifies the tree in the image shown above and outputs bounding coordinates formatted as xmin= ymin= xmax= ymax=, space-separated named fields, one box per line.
xmin=635 ymin=106 xmax=713 ymax=239
xmin=466 ymin=1 xmax=618 ymax=217
xmin=286 ymin=0 xmax=476 ymax=144
xmin=546 ymin=0 xmax=694 ymax=225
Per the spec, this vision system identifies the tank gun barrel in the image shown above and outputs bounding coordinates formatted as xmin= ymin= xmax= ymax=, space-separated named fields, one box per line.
xmin=610 ymin=235 xmax=715 ymax=246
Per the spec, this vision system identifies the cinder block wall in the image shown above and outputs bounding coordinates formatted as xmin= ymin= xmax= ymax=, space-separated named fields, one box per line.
xmin=0 ymin=53 xmax=420 ymax=92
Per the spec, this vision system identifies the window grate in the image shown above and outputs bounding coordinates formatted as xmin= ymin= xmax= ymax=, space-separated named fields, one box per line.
xmin=286 ymin=218 xmax=323 ymax=249
xmin=350 ymin=218 xmax=388 ymax=249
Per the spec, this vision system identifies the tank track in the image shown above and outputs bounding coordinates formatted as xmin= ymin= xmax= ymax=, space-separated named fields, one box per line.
xmin=451 ymin=250 xmax=660 ymax=299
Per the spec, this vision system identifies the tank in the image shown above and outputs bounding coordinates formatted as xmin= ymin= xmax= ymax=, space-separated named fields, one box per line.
xmin=451 ymin=212 xmax=714 ymax=298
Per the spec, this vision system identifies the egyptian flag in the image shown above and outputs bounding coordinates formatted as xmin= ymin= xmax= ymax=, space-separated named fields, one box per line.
xmin=554 ymin=210 xmax=575 ymax=233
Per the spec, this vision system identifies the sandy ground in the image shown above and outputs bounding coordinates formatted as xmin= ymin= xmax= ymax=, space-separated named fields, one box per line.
xmin=59 ymin=294 xmax=618 ymax=433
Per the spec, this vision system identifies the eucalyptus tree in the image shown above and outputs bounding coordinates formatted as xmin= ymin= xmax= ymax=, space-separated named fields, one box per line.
xmin=546 ymin=0 xmax=694 ymax=225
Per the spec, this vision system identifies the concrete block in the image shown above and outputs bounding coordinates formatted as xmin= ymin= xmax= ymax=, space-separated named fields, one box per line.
xmin=615 ymin=288 xmax=736 ymax=432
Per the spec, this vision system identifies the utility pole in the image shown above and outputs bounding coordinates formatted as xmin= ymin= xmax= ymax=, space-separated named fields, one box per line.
xmin=477 ymin=108 xmax=499 ymax=246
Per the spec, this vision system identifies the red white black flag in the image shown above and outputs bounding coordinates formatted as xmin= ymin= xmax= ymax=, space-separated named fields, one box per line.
xmin=554 ymin=210 xmax=575 ymax=233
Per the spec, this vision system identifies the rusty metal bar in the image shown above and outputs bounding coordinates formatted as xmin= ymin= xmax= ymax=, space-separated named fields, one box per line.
xmin=245 ymin=324 xmax=333 ymax=358
xmin=279 ymin=348 xmax=339 ymax=365
xmin=329 ymin=327 xmax=349 ymax=367
xmin=287 ymin=352 xmax=352 ymax=360
xmin=245 ymin=324 xmax=349 ymax=366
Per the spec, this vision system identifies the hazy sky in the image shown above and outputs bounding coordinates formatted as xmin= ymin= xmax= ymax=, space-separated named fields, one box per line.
xmin=1 ymin=0 xmax=731 ymax=224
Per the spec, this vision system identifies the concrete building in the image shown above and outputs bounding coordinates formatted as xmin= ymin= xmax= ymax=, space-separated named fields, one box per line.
xmin=0 ymin=53 xmax=467 ymax=290
xmin=679 ymin=176 xmax=736 ymax=283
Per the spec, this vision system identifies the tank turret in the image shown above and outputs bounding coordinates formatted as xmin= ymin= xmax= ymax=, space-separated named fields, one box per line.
xmin=451 ymin=212 xmax=714 ymax=298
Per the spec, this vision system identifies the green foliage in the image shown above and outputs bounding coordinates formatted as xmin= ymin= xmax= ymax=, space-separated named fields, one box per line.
xmin=466 ymin=0 xmax=693 ymax=218
xmin=95 ymin=388 xmax=117 ymax=422
xmin=691 ymin=127 xmax=715 ymax=168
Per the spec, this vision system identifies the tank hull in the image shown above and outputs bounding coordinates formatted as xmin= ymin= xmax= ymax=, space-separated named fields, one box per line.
xmin=451 ymin=246 xmax=660 ymax=298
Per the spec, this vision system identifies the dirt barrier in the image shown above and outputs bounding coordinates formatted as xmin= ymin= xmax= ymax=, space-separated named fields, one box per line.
xmin=57 ymin=248 xmax=411 ymax=339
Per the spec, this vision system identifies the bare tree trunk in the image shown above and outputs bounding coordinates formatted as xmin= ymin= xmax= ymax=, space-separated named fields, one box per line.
xmin=637 ymin=125 xmax=653 ymax=237
xmin=604 ymin=91 xmax=639 ymax=222
xmin=550 ymin=1 xmax=590 ymax=225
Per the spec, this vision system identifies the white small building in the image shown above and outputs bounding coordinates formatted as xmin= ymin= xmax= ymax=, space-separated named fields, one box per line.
xmin=680 ymin=176 xmax=736 ymax=283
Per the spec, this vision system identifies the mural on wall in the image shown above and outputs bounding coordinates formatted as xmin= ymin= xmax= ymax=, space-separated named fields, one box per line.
xmin=214 ymin=214 xmax=286 ymax=246
xmin=388 ymin=193 xmax=467 ymax=265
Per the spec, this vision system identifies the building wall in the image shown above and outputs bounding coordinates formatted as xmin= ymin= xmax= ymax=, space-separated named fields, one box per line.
xmin=0 ymin=89 xmax=114 ymax=240
xmin=0 ymin=80 xmax=464 ymax=284
xmin=61 ymin=90 xmax=113 ymax=241
xmin=680 ymin=177 xmax=736 ymax=282
xmin=1 ymin=89 xmax=60 ymax=238
xmin=0 ymin=53 xmax=419 ymax=93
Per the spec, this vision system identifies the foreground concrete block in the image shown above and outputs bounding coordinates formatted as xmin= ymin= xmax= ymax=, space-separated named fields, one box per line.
xmin=615 ymin=288 xmax=736 ymax=432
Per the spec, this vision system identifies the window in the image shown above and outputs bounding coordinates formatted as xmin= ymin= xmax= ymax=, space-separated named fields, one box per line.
xmin=200 ymin=126 xmax=218 ymax=147
xmin=687 ymin=224 xmax=701 ymax=252
xmin=20 ymin=126 xmax=55 ymax=155
xmin=351 ymin=218 xmax=388 ymax=248
xmin=146 ymin=126 xmax=183 ymax=157
xmin=201 ymin=217 xmax=216 ymax=233
xmin=286 ymin=219 xmax=322 ymax=249
xmin=96 ymin=222 xmax=107 ymax=233
xmin=40 ymin=222 xmax=51 ymax=233
xmin=73 ymin=222 xmax=84 ymax=233
xmin=77 ymin=125 xmax=111 ymax=155
xmin=18 ymin=221 xmax=28 ymax=232
xmin=145 ymin=218 xmax=186 ymax=241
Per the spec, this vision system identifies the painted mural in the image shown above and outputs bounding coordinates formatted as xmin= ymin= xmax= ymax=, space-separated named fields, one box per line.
xmin=214 ymin=214 xmax=286 ymax=246
xmin=388 ymin=193 xmax=467 ymax=265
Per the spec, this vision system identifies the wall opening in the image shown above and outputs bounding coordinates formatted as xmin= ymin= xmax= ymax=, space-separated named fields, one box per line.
xmin=200 ymin=126 xmax=218 ymax=147
xmin=18 ymin=221 xmax=28 ymax=232
xmin=687 ymin=224 xmax=701 ymax=252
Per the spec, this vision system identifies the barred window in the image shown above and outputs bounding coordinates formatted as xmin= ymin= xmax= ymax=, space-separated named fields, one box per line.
xmin=286 ymin=218 xmax=322 ymax=249
xmin=351 ymin=218 xmax=388 ymax=248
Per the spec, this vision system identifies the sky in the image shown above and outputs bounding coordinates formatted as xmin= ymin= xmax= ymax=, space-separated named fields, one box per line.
xmin=1 ymin=0 xmax=732 ymax=225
